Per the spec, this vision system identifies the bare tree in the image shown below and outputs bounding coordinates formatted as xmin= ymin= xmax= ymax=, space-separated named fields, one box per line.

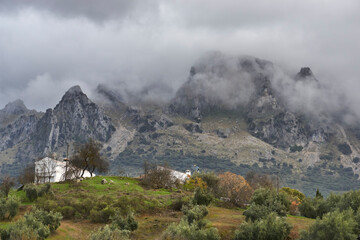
xmin=245 ymin=171 xmax=275 ymax=190
xmin=0 ymin=175 xmax=15 ymax=197
xmin=142 ymin=161 xmax=173 ymax=189
xmin=70 ymin=139 xmax=109 ymax=177
xmin=18 ymin=163 xmax=35 ymax=185
xmin=62 ymin=160 xmax=82 ymax=181
xmin=35 ymin=158 xmax=57 ymax=183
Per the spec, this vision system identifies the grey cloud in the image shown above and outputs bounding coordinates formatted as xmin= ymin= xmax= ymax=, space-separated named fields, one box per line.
xmin=0 ymin=0 xmax=155 ymax=22
xmin=0 ymin=0 xmax=359 ymax=121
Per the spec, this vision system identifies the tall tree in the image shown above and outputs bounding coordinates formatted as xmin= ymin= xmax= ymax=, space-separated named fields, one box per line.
xmin=70 ymin=139 xmax=109 ymax=177
xmin=18 ymin=163 xmax=35 ymax=185
xmin=0 ymin=175 xmax=15 ymax=197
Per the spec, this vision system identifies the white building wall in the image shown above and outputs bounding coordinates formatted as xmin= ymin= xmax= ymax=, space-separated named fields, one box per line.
xmin=35 ymin=157 xmax=94 ymax=183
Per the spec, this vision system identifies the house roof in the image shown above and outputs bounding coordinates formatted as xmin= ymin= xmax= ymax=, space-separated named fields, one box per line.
xmin=36 ymin=157 xmax=66 ymax=166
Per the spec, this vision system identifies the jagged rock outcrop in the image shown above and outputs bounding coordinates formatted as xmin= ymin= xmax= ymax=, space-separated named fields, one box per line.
xmin=170 ymin=53 xmax=329 ymax=149
xmin=0 ymin=100 xmax=41 ymax=150
xmin=0 ymin=99 xmax=33 ymax=128
xmin=295 ymin=67 xmax=318 ymax=82
xmin=32 ymin=86 xmax=116 ymax=154
xmin=0 ymin=114 xmax=40 ymax=150
xmin=183 ymin=123 xmax=203 ymax=133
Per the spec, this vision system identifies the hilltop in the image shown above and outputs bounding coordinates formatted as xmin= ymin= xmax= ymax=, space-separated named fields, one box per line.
xmin=0 ymin=175 xmax=315 ymax=240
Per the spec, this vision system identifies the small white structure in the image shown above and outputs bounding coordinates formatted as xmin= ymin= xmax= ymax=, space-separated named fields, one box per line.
xmin=35 ymin=157 xmax=93 ymax=183
xmin=157 ymin=166 xmax=191 ymax=183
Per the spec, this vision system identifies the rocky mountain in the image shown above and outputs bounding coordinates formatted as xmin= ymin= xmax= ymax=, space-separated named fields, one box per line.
xmin=0 ymin=86 xmax=115 ymax=177
xmin=1 ymin=54 xmax=360 ymax=196
xmin=31 ymin=86 xmax=115 ymax=155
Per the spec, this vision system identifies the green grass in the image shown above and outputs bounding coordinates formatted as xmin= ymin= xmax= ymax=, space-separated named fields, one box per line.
xmin=51 ymin=176 xmax=173 ymax=197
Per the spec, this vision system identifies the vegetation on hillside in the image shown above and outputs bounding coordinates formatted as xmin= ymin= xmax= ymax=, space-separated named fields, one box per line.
xmin=4 ymin=163 xmax=360 ymax=239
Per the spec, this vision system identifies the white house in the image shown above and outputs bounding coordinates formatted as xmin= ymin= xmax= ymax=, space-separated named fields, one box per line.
xmin=35 ymin=157 xmax=93 ymax=183
xmin=156 ymin=166 xmax=191 ymax=183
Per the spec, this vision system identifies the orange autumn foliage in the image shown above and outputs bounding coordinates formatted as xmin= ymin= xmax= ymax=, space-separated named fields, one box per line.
xmin=218 ymin=172 xmax=253 ymax=206
xmin=184 ymin=177 xmax=207 ymax=190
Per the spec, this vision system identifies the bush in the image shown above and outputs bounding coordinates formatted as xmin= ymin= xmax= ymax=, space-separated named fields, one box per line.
xmin=338 ymin=143 xmax=352 ymax=155
xmin=6 ymin=196 xmax=20 ymax=219
xmin=163 ymin=205 xmax=220 ymax=240
xmin=111 ymin=213 xmax=138 ymax=232
xmin=250 ymin=188 xmax=290 ymax=216
xmin=182 ymin=205 xmax=208 ymax=225
xmin=243 ymin=204 xmax=271 ymax=222
xmin=90 ymin=212 xmax=137 ymax=240
xmin=234 ymin=213 xmax=292 ymax=240
xmin=192 ymin=188 xmax=213 ymax=206
xmin=3 ymin=209 xmax=62 ymax=240
xmin=24 ymin=183 xmax=53 ymax=202
xmin=193 ymin=172 xmax=220 ymax=195
xmin=0 ymin=198 xmax=6 ymax=220
xmin=24 ymin=184 xmax=38 ymax=202
xmin=299 ymin=210 xmax=357 ymax=240
xmin=290 ymin=145 xmax=303 ymax=152
xmin=0 ymin=196 xmax=20 ymax=220
xmin=90 ymin=225 xmax=130 ymax=240
xmin=171 ymin=197 xmax=191 ymax=211
xmin=218 ymin=172 xmax=253 ymax=207
xmin=162 ymin=218 xmax=220 ymax=240
xmin=59 ymin=206 xmax=75 ymax=219
xmin=90 ymin=207 xmax=116 ymax=223
xmin=31 ymin=209 xmax=62 ymax=233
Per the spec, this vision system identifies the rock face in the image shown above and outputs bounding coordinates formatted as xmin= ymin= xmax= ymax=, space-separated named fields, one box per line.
xmin=170 ymin=53 xmax=329 ymax=149
xmin=1 ymin=99 xmax=28 ymax=116
xmin=0 ymin=114 xmax=40 ymax=150
xmin=0 ymin=100 xmax=40 ymax=150
xmin=32 ymin=86 xmax=116 ymax=154
xmin=0 ymin=99 xmax=32 ymax=127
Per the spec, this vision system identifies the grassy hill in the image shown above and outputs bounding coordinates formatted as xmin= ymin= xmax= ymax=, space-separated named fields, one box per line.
xmin=1 ymin=176 xmax=315 ymax=239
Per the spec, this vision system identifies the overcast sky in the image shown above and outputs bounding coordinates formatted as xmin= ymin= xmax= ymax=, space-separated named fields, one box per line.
xmin=0 ymin=0 xmax=359 ymax=111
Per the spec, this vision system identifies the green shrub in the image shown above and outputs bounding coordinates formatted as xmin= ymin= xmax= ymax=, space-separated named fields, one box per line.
xmin=38 ymin=183 xmax=52 ymax=197
xmin=0 ymin=198 xmax=7 ymax=220
xmin=24 ymin=184 xmax=38 ymax=202
xmin=290 ymin=145 xmax=303 ymax=152
xmin=250 ymin=188 xmax=290 ymax=216
xmin=24 ymin=184 xmax=52 ymax=202
xmin=171 ymin=197 xmax=191 ymax=211
xmin=193 ymin=172 xmax=220 ymax=195
xmin=90 ymin=225 xmax=130 ymax=240
xmin=162 ymin=218 xmax=220 ymax=240
xmin=299 ymin=210 xmax=356 ymax=240
xmin=5 ymin=210 xmax=57 ymax=240
xmin=3 ymin=209 xmax=62 ymax=239
xmin=298 ymin=198 xmax=317 ymax=218
xmin=111 ymin=213 xmax=138 ymax=232
xmin=243 ymin=204 xmax=271 ymax=222
xmin=192 ymin=188 xmax=213 ymax=206
xmin=31 ymin=209 xmax=62 ymax=233
xmin=234 ymin=213 xmax=292 ymax=240
xmin=182 ymin=205 xmax=208 ymax=225
xmin=0 ymin=196 xmax=20 ymax=220
xmin=163 ymin=205 xmax=220 ymax=240
xmin=6 ymin=196 xmax=20 ymax=219
xmin=59 ymin=206 xmax=75 ymax=219
xmin=90 ymin=207 xmax=116 ymax=223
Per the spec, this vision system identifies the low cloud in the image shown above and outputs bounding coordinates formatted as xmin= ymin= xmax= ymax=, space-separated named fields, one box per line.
xmin=0 ymin=0 xmax=359 ymax=120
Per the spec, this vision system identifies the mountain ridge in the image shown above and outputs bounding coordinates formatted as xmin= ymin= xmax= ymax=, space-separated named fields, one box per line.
xmin=1 ymin=54 xmax=360 ymax=196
